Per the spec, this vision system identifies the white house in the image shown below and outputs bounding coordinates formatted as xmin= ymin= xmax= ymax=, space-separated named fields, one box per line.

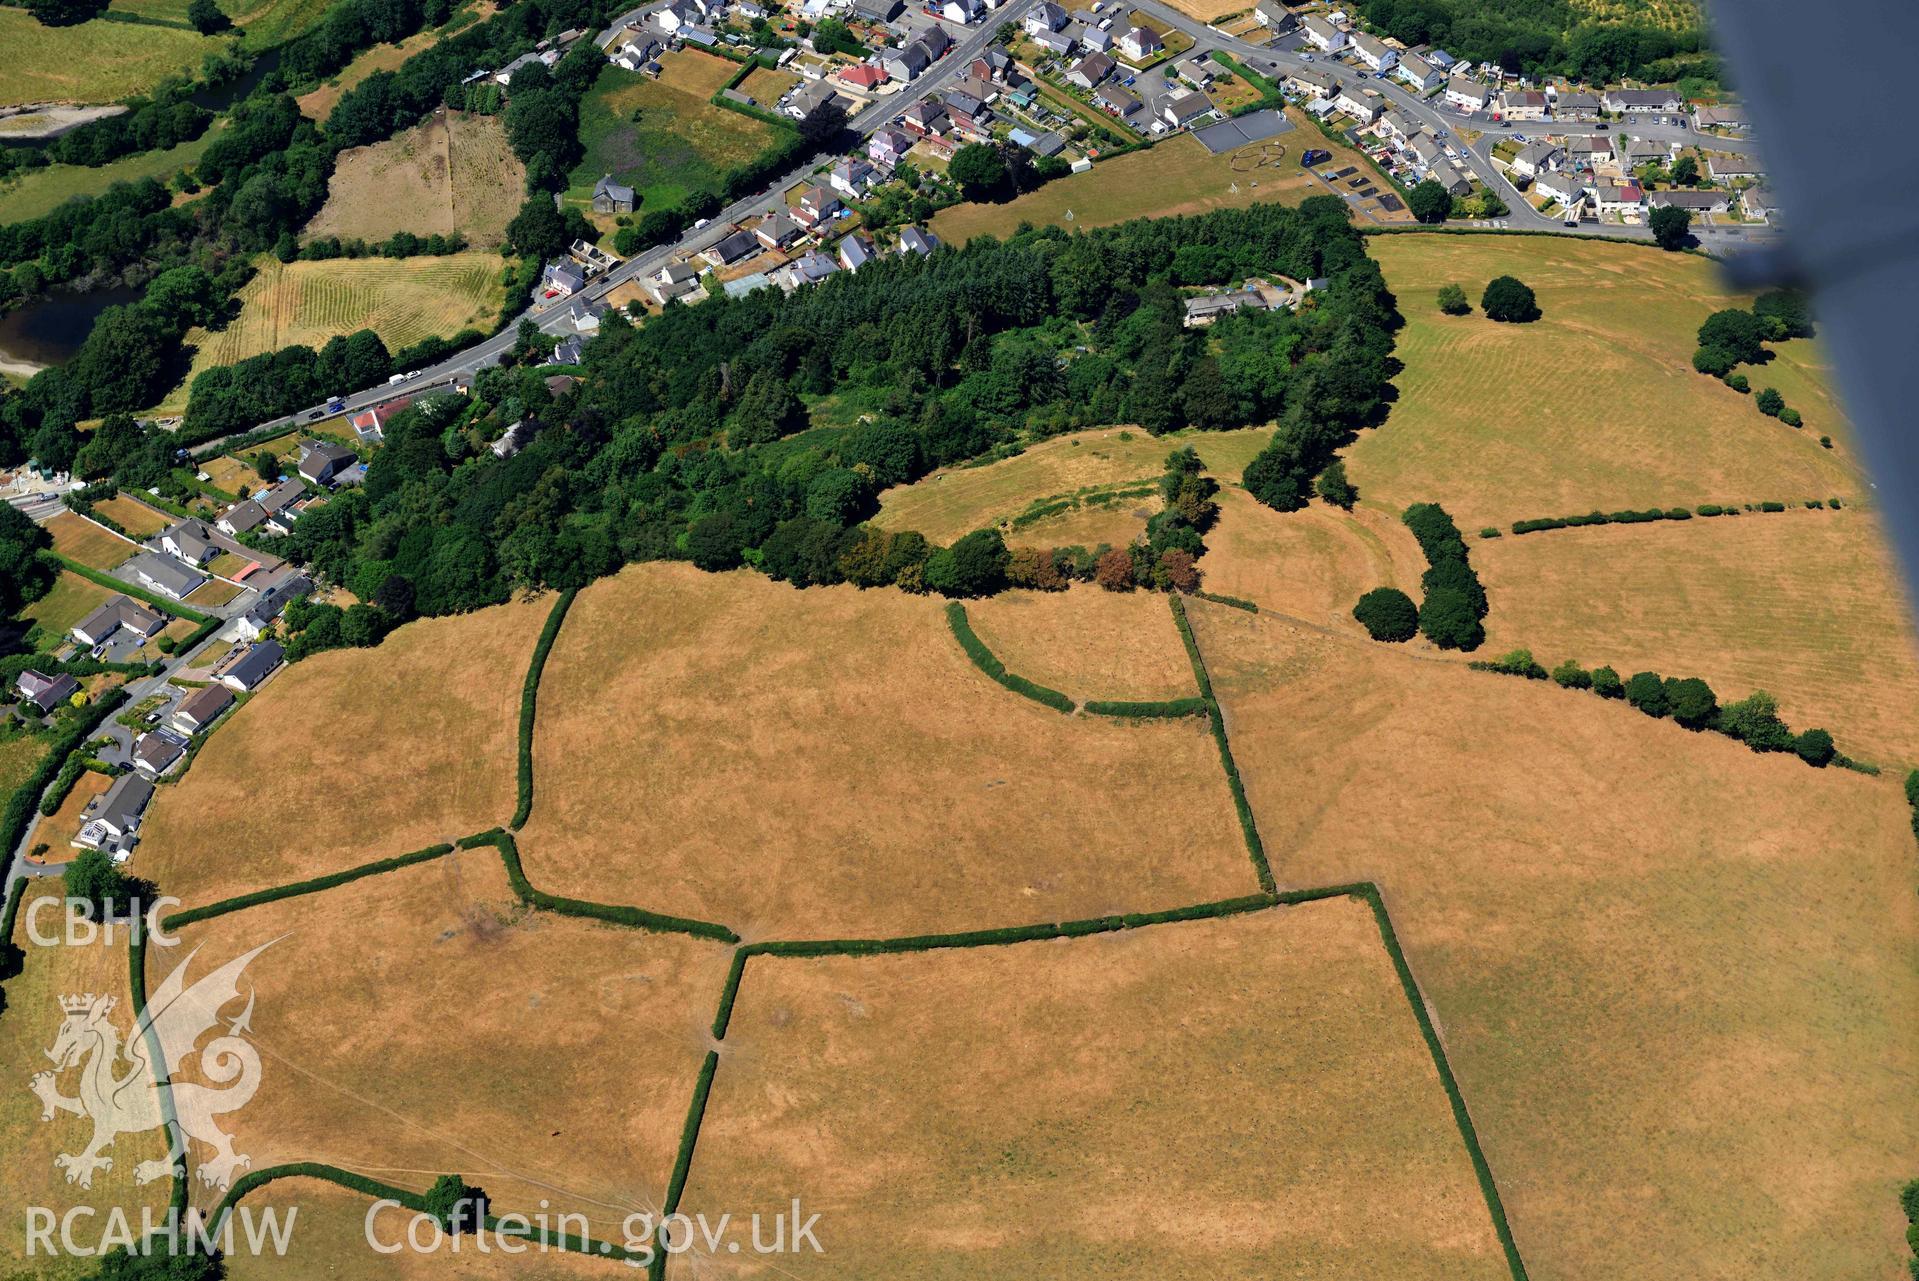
xmin=1333 ymin=85 xmax=1381 ymax=123
xmin=1393 ymin=50 xmax=1441 ymax=91
xmin=1595 ymin=181 xmax=1646 ymax=215
xmin=1510 ymin=141 xmax=1563 ymax=178
xmin=1116 ymin=25 xmax=1163 ymax=61
xmin=1443 ymin=76 xmax=1490 ymax=112
xmin=1299 ymin=14 xmax=1346 ymax=52
xmin=1023 ymin=0 xmax=1065 ymax=33
xmin=1349 ymin=32 xmax=1396 ymax=72
xmin=1534 ymin=169 xmax=1587 ymax=206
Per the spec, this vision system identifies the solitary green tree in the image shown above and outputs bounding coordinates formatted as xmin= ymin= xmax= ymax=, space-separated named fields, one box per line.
xmin=1480 ymin=276 xmax=1540 ymax=323
xmin=1436 ymin=282 xmax=1470 ymax=315
xmin=1755 ymin=387 xmax=1784 ymax=416
xmin=1649 ymin=203 xmax=1691 ymax=251
xmin=1353 ymin=587 xmax=1418 ymax=642
xmin=1407 ymin=179 xmax=1451 ymax=224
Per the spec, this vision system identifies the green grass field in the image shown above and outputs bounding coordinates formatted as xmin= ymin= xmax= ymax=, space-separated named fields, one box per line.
xmin=0 ymin=0 xmax=327 ymax=108
xmin=18 ymin=570 xmax=118 ymax=649
xmin=0 ymin=124 xmax=220 ymax=225
xmin=1341 ymin=235 xmax=1860 ymax=534
xmin=563 ymin=52 xmax=784 ymax=219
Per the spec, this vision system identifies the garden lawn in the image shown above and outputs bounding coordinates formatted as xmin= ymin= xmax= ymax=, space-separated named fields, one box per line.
xmin=19 ymin=570 xmax=118 ymax=648
xmin=1343 ymin=234 xmax=1860 ymax=533
xmin=44 ymin=511 xmax=141 ymax=572
xmin=563 ymin=53 xmax=786 ymax=219
xmin=517 ymin=563 xmax=1256 ymax=940
xmin=93 ymin=493 xmax=174 ymax=538
xmin=678 ymin=899 xmax=1511 ymax=1279
xmin=1190 ymin=600 xmax=1919 ymax=1281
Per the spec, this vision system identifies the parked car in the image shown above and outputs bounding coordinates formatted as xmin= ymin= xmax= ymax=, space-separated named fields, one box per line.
xmin=306 ymin=409 xmax=325 ymax=421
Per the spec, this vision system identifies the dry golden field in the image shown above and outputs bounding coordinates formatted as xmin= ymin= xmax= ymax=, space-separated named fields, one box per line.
xmin=678 ymin=899 xmax=1510 ymax=1280
xmin=44 ymin=511 xmax=141 ymax=571
xmin=198 ymin=452 xmax=266 ymax=497
xmin=965 ymin=587 xmax=1199 ymax=703
xmin=1188 ymin=601 xmax=1919 ymax=1281
xmin=31 ymin=768 xmax=112 ymax=858
xmin=1 ymin=883 xmax=173 ymax=1279
xmin=137 ymin=598 xmax=551 ymax=907
xmin=1344 ymin=235 xmax=1860 ymax=533
xmin=1473 ymin=507 xmax=1919 ymax=764
xmin=1196 ymin=487 xmax=1428 ymax=632
xmin=93 ymin=493 xmax=174 ymax=538
xmin=162 ymin=254 xmax=505 ymax=411
xmin=19 ymin=569 xmax=118 ymax=642
xmin=875 ymin=426 xmax=1271 ymax=545
xmin=174 ymin=850 xmax=733 ymax=1237
xmin=518 ymin=564 xmax=1256 ymax=940
xmin=305 ymin=113 xmax=526 ymax=249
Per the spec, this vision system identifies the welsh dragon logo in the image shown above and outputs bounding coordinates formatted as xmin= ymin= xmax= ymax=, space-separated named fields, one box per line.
xmin=31 ymin=940 xmax=278 ymax=1191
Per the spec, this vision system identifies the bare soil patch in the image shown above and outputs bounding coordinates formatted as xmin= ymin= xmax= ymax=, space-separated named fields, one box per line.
xmin=518 ymin=564 xmax=1255 ymax=941
xmin=1189 ymin=600 xmax=1919 ymax=1281
xmin=138 ymin=597 xmax=551 ymax=908
xmin=678 ymin=899 xmax=1510 ymax=1279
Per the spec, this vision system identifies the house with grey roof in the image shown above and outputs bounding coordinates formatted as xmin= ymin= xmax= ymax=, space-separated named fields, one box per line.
xmin=73 ymin=597 xmax=166 ymax=648
xmin=1443 ymin=76 xmax=1490 ymax=111
xmin=1534 ymin=168 xmax=1589 ymax=206
xmin=754 ymin=212 xmax=802 ymax=250
xmin=217 ymin=500 xmax=269 ymax=538
xmin=1349 ymin=32 xmax=1396 ymax=72
xmin=1602 ymin=87 xmax=1682 ymax=113
xmin=592 ymin=175 xmax=636 ymax=214
xmin=897 ymin=225 xmax=941 ymax=256
xmin=1394 ymin=50 xmax=1441 ymax=91
xmin=15 ymin=669 xmax=79 ymax=711
xmin=132 ymin=733 xmax=186 ymax=779
xmin=704 ymin=227 xmax=761 ymax=266
xmin=838 ymin=234 xmax=875 ymax=272
xmin=1299 ymin=13 xmax=1345 ymax=52
xmin=219 ymin=640 xmax=285 ymax=693
xmin=128 ymin=552 xmax=208 ymax=602
xmin=1646 ymin=188 xmax=1730 ymax=213
xmin=1553 ymin=90 xmax=1601 ymax=120
xmin=1066 ymin=51 xmax=1114 ymax=89
xmin=159 ymin=520 xmax=218 ymax=566
xmin=172 ymin=682 xmax=234 ymax=735
xmin=1024 ymin=1 xmax=1065 ymax=33
xmin=1095 ymin=82 xmax=1142 ymax=118
xmin=74 ymin=772 xmax=154 ymax=856
xmin=235 ymin=574 xmax=311 ymax=642
xmin=1511 ymin=141 xmax=1564 ymax=178
xmin=298 ymin=441 xmax=358 ymax=487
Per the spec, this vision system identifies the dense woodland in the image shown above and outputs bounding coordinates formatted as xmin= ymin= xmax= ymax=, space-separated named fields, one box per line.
xmin=1353 ymin=0 xmax=1716 ymax=84
xmin=266 ymin=197 xmax=1398 ymax=614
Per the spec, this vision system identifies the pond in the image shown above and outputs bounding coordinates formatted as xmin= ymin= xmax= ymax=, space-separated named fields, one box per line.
xmin=0 ymin=283 xmax=142 ymax=372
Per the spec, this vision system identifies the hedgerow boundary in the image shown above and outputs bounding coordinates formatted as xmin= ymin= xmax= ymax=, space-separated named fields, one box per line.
xmin=1171 ymin=593 xmax=1276 ymax=894
xmin=944 ymin=599 xmax=1209 ymax=718
xmin=512 ymin=587 xmax=577 ymax=831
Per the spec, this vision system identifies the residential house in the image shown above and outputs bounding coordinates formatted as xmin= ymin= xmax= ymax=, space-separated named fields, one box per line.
xmin=1393 ymin=50 xmax=1441 ymax=91
xmin=1602 ymin=87 xmax=1682 ymax=114
xmin=127 ymin=552 xmax=207 ymax=602
xmin=131 ymin=733 xmax=186 ymax=779
xmin=218 ymin=640 xmax=284 ymax=692
xmin=234 ymin=573 xmax=311 ymax=642
xmin=1333 ymin=85 xmax=1381 ymax=123
xmin=830 ymin=156 xmax=878 ymax=198
xmin=646 ymin=261 xmax=702 ymax=304
xmin=1299 ymin=14 xmax=1346 ymax=52
xmin=704 ymin=227 xmax=761 ymax=267
xmin=348 ymin=406 xmax=387 ymax=445
xmin=72 ymin=597 xmax=165 ymax=649
xmin=1024 ymin=1 xmax=1066 ymax=33
xmin=1565 ymin=133 xmax=1614 ymax=166
xmin=1623 ymin=139 xmax=1675 ymax=169
xmin=1645 ymin=188 xmax=1730 ymax=213
xmin=882 ymin=41 xmax=931 ymax=81
xmin=1094 ymin=81 xmax=1142 ymax=119
xmin=941 ymin=0 xmax=980 ymax=23
xmin=591 ymin=175 xmax=637 ymax=214
xmin=254 ymin=478 xmax=307 ymax=534
xmin=1499 ymin=88 xmax=1548 ymax=120
xmin=852 ymin=0 xmax=901 ymax=19
xmin=1426 ymin=157 xmax=1470 ymax=195
xmin=1183 ymin=289 xmax=1268 ymax=326
xmin=1116 ymin=25 xmax=1163 ymax=61
xmin=1376 ymin=109 xmax=1418 ymax=142
xmin=1510 ymin=140 xmax=1563 ymax=178
xmin=216 ymin=500 xmax=269 ymax=539
xmin=1595 ymin=181 xmax=1646 ymax=215
xmin=869 ymin=127 xmax=914 ymax=169
xmin=1692 ymin=104 xmax=1746 ymax=131
xmin=1741 ymin=186 xmax=1777 ymax=221
xmin=969 ymin=49 xmax=1015 ymax=82
xmin=1159 ymin=87 xmax=1214 ymax=130
xmin=838 ymin=234 xmax=875 ymax=271
xmin=491 ymin=420 xmax=536 ymax=459
xmin=1349 ymin=32 xmax=1396 ymax=72
xmin=1025 ymin=129 xmax=1065 ymax=157
xmin=297 ymin=441 xmax=358 ymax=487
xmin=1405 ymin=130 xmax=1446 ymax=168
xmin=1173 ymin=56 xmax=1215 ymax=89
xmin=552 ymin=336 xmax=585 ymax=365
xmin=1285 ymin=67 xmax=1337 ymax=99
xmin=953 ymin=73 xmax=997 ymax=104
xmin=1443 ymin=76 xmax=1490 ymax=112
xmin=1553 ymin=90 xmax=1600 ymax=120
xmin=916 ymin=25 xmax=952 ymax=59
xmin=1707 ymin=153 xmax=1761 ymax=181
xmin=15 ymin=669 xmax=78 ymax=711
xmin=159 ymin=520 xmax=218 ymax=567
xmin=1534 ymin=168 xmax=1588 ymax=206
xmin=1072 ymin=23 xmax=1109 ymax=53
xmin=73 ymin=773 xmax=154 ymax=858
xmin=655 ymin=0 xmax=703 ymax=31
xmin=171 ymin=682 xmax=234 ymax=735
xmin=942 ymin=88 xmax=992 ymax=137
xmin=785 ymin=79 xmax=851 ymax=123
xmin=1067 ymin=50 xmax=1115 ymax=88
xmin=754 ymin=212 xmax=803 ymax=250
xmin=792 ymin=185 xmax=843 ymax=229
xmin=777 ymin=250 xmax=840 ymax=291
xmin=897 ymin=225 xmax=941 ymax=256
xmin=542 ymin=260 xmax=587 ymax=296
xmin=900 ymin=99 xmax=951 ymax=136
xmin=1252 ymin=0 xmax=1294 ymax=32
xmin=836 ymin=62 xmax=888 ymax=91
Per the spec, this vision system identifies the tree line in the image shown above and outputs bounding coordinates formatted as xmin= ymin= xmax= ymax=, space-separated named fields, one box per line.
xmin=1353 ymin=0 xmax=1716 ymax=84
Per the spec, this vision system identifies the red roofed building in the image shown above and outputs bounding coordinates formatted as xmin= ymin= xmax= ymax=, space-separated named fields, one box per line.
xmin=837 ymin=62 xmax=888 ymax=89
